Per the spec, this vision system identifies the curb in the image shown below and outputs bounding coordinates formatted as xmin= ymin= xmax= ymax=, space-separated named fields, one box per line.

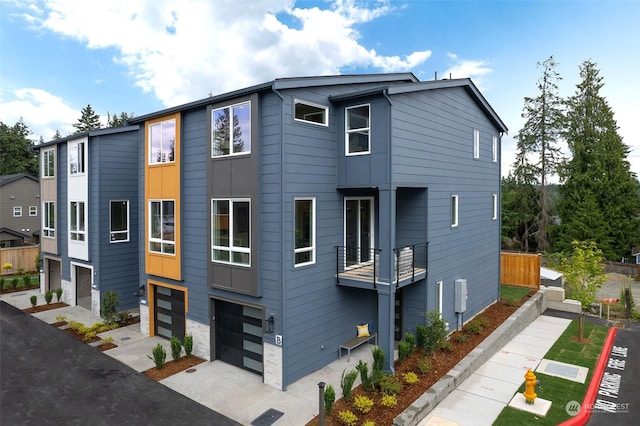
xmin=557 ymin=326 xmax=617 ymax=426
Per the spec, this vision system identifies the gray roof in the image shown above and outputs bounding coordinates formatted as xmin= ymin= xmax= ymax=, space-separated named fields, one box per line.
xmin=33 ymin=125 xmax=140 ymax=150
xmin=0 ymin=173 xmax=39 ymax=186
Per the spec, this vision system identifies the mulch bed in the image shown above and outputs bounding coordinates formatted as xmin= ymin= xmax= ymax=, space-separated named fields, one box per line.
xmin=143 ymin=356 xmax=206 ymax=381
xmin=23 ymin=302 xmax=68 ymax=313
xmin=1 ymin=284 xmax=40 ymax=294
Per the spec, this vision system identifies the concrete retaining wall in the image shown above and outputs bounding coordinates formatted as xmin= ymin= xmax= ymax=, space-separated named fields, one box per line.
xmin=394 ymin=289 xmax=547 ymax=426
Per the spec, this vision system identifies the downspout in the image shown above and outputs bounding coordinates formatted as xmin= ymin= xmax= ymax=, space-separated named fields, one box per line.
xmin=385 ymin=88 xmax=397 ymax=373
xmin=272 ymin=85 xmax=287 ymax=390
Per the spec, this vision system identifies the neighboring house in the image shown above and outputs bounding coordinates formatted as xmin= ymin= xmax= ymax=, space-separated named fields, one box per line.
xmin=126 ymin=73 xmax=507 ymax=390
xmin=632 ymin=246 xmax=640 ymax=264
xmin=0 ymin=173 xmax=40 ymax=247
xmin=35 ymin=127 xmax=140 ymax=314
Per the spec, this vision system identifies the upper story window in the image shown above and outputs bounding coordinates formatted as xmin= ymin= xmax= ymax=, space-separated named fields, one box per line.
xmin=295 ymin=198 xmax=315 ymax=266
xmin=149 ymin=119 xmax=176 ymax=164
xmin=473 ymin=129 xmax=480 ymax=159
xmin=70 ymin=201 xmax=86 ymax=241
xmin=451 ymin=194 xmax=459 ymax=228
xmin=43 ymin=148 xmax=55 ymax=177
xmin=294 ymin=100 xmax=328 ymax=126
xmin=212 ymin=102 xmax=251 ymax=157
xmin=211 ymin=198 xmax=250 ymax=266
xmin=492 ymin=136 xmax=498 ymax=163
xmin=43 ymin=201 xmax=55 ymax=238
xmin=13 ymin=206 xmax=22 ymax=217
xmin=29 ymin=206 xmax=37 ymax=216
xmin=69 ymin=141 xmax=85 ymax=174
xmin=149 ymin=200 xmax=175 ymax=254
xmin=346 ymin=104 xmax=370 ymax=155
xmin=110 ymin=200 xmax=129 ymax=242
xmin=492 ymin=193 xmax=498 ymax=220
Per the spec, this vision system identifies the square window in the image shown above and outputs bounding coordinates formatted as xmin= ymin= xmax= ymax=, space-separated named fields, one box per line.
xmin=29 ymin=206 xmax=37 ymax=216
xmin=149 ymin=119 xmax=176 ymax=164
xmin=294 ymin=100 xmax=328 ymax=126
xmin=212 ymin=102 xmax=251 ymax=157
xmin=473 ymin=129 xmax=480 ymax=159
xmin=451 ymin=195 xmax=459 ymax=227
xmin=346 ymin=104 xmax=370 ymax=155
xmin=13 ymin=206 xmax=22 ymax=217
xmin=110 ymin=200 xmax=129 ymax=242
xmin=211 ymin=198 xmax=250 ymax=266
xmin=295 ymin=198 xmax=315 ymax=266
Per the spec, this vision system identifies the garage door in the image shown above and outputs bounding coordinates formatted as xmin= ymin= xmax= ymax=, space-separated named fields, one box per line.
xmin=215 ymin=300 xmax=263 ymax=375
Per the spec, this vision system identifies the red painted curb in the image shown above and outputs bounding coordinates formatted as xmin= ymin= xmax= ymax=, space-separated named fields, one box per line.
xmin=557 ymin=326 xmax=617 ymax=426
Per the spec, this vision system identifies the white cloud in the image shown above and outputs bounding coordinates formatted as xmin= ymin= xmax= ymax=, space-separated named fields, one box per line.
xmin=443 ymin=52 xmax=492 ymax=90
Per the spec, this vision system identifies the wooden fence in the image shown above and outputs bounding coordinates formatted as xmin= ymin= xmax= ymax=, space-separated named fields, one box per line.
xmin=500 ymin=252 xmax=541 ymax=289
xmin=604 ymin=261 xmax=640 ymax=280
xmin=0 ymin=246 xmax=40 ymax=275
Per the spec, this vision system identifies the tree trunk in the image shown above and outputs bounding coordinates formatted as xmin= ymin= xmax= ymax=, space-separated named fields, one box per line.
xmin=578 ymin=312 xmax=584 ymax=342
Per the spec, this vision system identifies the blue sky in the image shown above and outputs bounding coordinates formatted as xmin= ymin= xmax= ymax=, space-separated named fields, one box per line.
xmin=1 ymin=0 xmax=639 ymax=178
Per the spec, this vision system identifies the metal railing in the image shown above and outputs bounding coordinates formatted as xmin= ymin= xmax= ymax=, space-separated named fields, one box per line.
xmin=393 ymin=242 xmax=428 ymax=284
xmin=335 ymin=246 xmax=381 ymax=288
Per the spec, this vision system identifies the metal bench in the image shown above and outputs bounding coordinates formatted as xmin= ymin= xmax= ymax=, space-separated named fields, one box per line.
xmin=339 ymin=333 xmax=377 ymax=361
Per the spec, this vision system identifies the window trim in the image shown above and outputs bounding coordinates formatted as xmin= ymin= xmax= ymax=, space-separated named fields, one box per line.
xmin=29 ymin=206 xmax=37 ymax=216
xmin=43 ymin=201 xmax=55 ymax=238
xmin=436 ymin=280 xmax=443 ymax=318
xmin=69 ymin=141 xmax=85 ymax=175
xmin=211 ymin=198 xmax=251 ymax=267
xmin=148 ymin=199 xmax=176 ymax=255
xmin=492 ymin=193 xmax=498 ymax=221
xmin=211 ymin=101 xmax=252 ymax=157
xmin=43 ymin=148 xmax=55 ymax=178
xmin=69 ymin=201 xmax=86 ymax=242
xmin=148 ymin=119 xmax=176 ymax=165
xmin=473 ymin=129 xmax=480 ymax=159
xmin=110 ymin=200 xmax=130 ymax=243
xmin=294 ymin=197 xmax=316 ymax=267
xmin=492 ymin=135 xmax=498 ymax=163
xmin=13 ymin=206 xmax=22 ymax=217
xmin=345 ymin=103 xmax=371 ymax=156
xmin=294 ymin=100 xmax=328 ymax=126
xmin=451 ymin=194 xmax=459 ymax=228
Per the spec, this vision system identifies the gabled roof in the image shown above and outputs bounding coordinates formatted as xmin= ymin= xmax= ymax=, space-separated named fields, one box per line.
xmin=34 ymin=125 xmax=140 ymax=150
xmin=0 ymin=227 xmax=29 ymax=239
xmin=632 ymin=246 xmax=640 ymax=256
xmin=0 ymin=173 xmax=39 ymax=186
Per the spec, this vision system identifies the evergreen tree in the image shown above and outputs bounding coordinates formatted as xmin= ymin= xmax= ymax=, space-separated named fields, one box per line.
xmin=514 ymin=56 xmax=564 ymax=251
xmin=558 ymin=60 xmax=640 ymax=260
xmin=106 ymin=111 xmax=134 ymax=128
xmin=501 ymin=173 xmax=538 ymax=252
xmin=52 ymin=129 xmax=62 ymax=140
xmin=73 ymin=104 xmax=101 ymax=133
xmin=0 ymin=119 xmax=38 ymax=175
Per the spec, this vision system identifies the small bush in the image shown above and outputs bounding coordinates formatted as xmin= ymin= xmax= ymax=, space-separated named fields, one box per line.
xmin=183 ymin=334 xmax=193 ymax=357
xmin=475 ymin=316 xmax=490 ymax=328
xmin=101 ymin=290 xmax=120 ymax=324
xmin=341 ymin=369 xmax=358 ymax=402
xmin=83 ymin=330 xmax=97 ymax=342
xmin=101 ymin=336 xmax=114 ymax=345
xmin=463 ymin=320 xmax=483 ymax=335
xmin=454 ymin=333 xmax=469 ymax=343
xmin=23 ymin=275 xmax=31 ymax=287
xmin=324 ymin=384 xmax=336 ymax=416
xmin=371 ymin=346 xmax=385 ymax=386
xmin=356 ymin=360 xmax=372 ymax=391
xmin=423 ymin=311 xmax=448 ymax=355
xmin=439 ymin=341 xmax=455 ymax=352
xmin=55 ymin=315 xmax=67 ymax=322
xmin=55 ymin=287 xmax=63 ymax=302
xmin=502 ymin=297 xmax=518 ymax=306
xmin=30 ymin=295 xmax=37 ymax=307
xmin=67 ymin=320 xmax=83 ymax=331
xmin=417 ymin=357 xmax=432 ymax=375
xmin=11 ymin=278 xmax=19 ymax=289
xmin=403 ymin=371 xmax=419 ymax=385
xmin=416 ymin=324 xmax=428 ymax=349
xmin=353 ymin=395 xmax=374 ymax=414
xmin=170 ymin=336 xmax=182 ymax=361
xmin=148 ymin=343 xmax=166 ymax=370
xmin=398 ymin=340 xmax=412 ymax=363
xmin=404 ymin=331 xmax=415 ymax=352
xmin=378 ymin=374 xmax=403 ymax=395
xmin=380 ymin=394 xmax=398 ymax=408
xmin=0 ymin=278 xmax=4 ymax=289
xmin=362 ymin=421 xmax=375 ymax=426
xmin=117 ymin=311 xmax=131 ymax=325
xmin=44 ymin=290 xmax=53 ymax=304
xmin=337 ymin=410 xmax=358 ymax=426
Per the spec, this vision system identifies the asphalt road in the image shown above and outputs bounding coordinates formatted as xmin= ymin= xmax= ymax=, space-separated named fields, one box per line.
xmin=0 ymin=302 xmax=240 ymax=426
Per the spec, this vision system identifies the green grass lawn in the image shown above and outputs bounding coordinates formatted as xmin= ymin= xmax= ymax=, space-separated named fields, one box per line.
xmin=500 ymin=285 xmax=532 ymax=301
xmin=493 ymin=320 xmax=608 ymax=426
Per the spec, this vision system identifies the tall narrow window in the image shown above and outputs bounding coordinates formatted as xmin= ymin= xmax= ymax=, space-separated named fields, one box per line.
xmin=294 ymin=100 xmax=328 ymax=126
xmin=29 ymin=206 xmax=37 ymax=216
xmin=451 ymin=195 xmax=459 ymax=228
xmin=13 ymin=206 xmax=22 ymax=217
xmin=211 ymin=199 xmax=250 ymax=266
xmin=492 ymin=193 xmax=498 ymax=220
xmin=436 ymin=281 xmax=443 ymax=318
xmin=346 ymin=104 xmax=370 ymax=155
xmin=43 ymin=148 xmax=55 ymax=177
xmin=492 ymin=135 xmax=498 ymax=163
xmin=110 ymin=200 xmax=129 ymax=242
xmin=69 ymin=141 xmax=85 ymax=174
xmin=43 ymin=202 xmax=55 ymax=238
xmin=473 ymin=129 xmax=480 ymax=159
xmin=70 ymin=201 xmax=86 ymax=241
xmin=295 ymin=198 xmax=315 ymax=266
xmin=212 ymin=102 xmax=251 ymax=157
xmin=149 ymin=119 xmax=176 ymax=164
xmin=149 ymin=200 xmax=175 ymax=254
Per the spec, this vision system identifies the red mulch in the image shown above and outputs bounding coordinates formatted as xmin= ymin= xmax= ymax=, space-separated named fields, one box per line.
xmin=23 ymin=302 xmax=68 ymax=313
xmin=143 ymin=356 xmax=206 ymax=381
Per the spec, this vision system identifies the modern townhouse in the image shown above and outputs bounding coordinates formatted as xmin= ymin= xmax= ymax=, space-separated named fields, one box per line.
xmin=0 ymin=173 xmax=40 ymax=247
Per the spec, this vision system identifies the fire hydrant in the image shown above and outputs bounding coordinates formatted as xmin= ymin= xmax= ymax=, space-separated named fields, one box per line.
xmin=523 ymin=369 xmax=537 ymax=404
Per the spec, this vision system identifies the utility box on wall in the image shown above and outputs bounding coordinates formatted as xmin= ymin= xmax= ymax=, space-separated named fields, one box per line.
xmin=455 ymin=279 xmax=467 ymax=313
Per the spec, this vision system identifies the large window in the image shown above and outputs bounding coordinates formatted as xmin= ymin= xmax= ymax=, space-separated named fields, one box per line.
xmin=451 ymin=195 xmax=459 ymax=228
xmin=149 ymin=200 xmax=175 ymax=254
xmin=69 ymin=141 xmax=85 ymax=174
xmin=346 ymin=104 xmax=370 ymax=155
xmin=110 ymin=200 xmax=129 ymax=242
xmin=294 ymin=198 xmax=315 ymax=266
xmin=43 ymin=202 xmax=55 ymax=238
xmin=70 ymin=201 xmax=86 ymax=241
xmin=43 ymin=148 xmax=55 ymax=177
xmin=473 ymin=129 xmax=480 ymax=159
xmin=29 ymin=206 xmax=37 ymax=216
xmin=149 ymin=119 xmax=176 ymax=164
xmin=13 ymin=206 xmax=22 ymax=217
xmin=294 ymin=100 xmax=328 ymax=126
xmin=212 ymin=102 xmax=251 ymax=157
xmin=212 ymin=199 xmax=250 ymax=266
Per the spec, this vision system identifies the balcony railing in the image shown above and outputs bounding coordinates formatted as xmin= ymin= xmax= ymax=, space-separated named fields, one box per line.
xmin=335 ymin=246 xmax=381 ymax=288
xmin=393 ymin=242 xmax=428 ymax=285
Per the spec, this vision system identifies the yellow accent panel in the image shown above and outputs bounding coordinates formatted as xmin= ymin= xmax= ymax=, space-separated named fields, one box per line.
xmin=144 ymin=113 xmax=182 ymax=281
xmin=147 ymin=280 xmax=188 ymax=338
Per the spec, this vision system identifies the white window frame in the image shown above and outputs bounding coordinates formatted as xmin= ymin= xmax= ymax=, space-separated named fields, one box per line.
xmin=451 ymin=194 xmax=459 ymax=228
xmin=436 ymin=280 xmax=443 ymax=318
xmin=110 ymin=200 xmax=129 ymax=243
xmin=345 ymin=104 xmax=370 ymax=156
xmin=492 ymin=135 xmax=498 ymax=163
xmin=13 ymin=206 xmax=22 ymax=217
xmin=29 ymin=206 xmax=37 ymax=216
xmin=294 ymin=100 xmax=328 ymax=126
xmin=294 ymin=198 xmax=316 ymax=266
xmin=43 ymin=202 xmax=55 ymax=238
xmin=473 ymin=129 xmax=480 ymax=159
xmin=149 ymin=200 xmax=175 ymax=255
xmin=492 ymin=193 xmax=498 ymax=221
xmin=69 ymin=201 xmax=86 ymax=241
xmin=149 ymin=119 xmax=176 ymax=165
xmin=69 ymin=141 xmax=85 ymax=175
xmin=43 ymin=148 xmax=55 ymax=178
xmin=212 ymin=101 xmax=251 ymax=157
xmin=211 ymin=198 xmax=251 ymax=266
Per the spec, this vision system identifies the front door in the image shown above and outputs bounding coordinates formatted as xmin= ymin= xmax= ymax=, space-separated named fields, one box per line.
xmin=345 ymin=198 xmax=373 ymax=267
xmin=75 ymin=266 xmax=92 ymax=310
xmin=214 ymin=300 xmax=264 ymax=375
xmin=154 ymin=285 xmax=186 ymax=340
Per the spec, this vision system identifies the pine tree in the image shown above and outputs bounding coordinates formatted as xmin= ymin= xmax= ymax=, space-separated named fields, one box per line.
xmin=106 ymin=111 xmax=134 ymax=128
xmin=0 ymin=119 xmax=38 ymax=175
xmin=514 ymin=56 xmax=564 ymax=251
xmin=52 ymin=129 xmax=62 ymax=140
xmin=73 ymin=104 xmax=101 ymax=133
xmin=558 ymin=60 xmax=640 ymax=260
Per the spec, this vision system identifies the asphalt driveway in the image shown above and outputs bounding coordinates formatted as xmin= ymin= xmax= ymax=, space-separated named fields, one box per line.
xmin=0 ymin=302 xmax=240 ymax=426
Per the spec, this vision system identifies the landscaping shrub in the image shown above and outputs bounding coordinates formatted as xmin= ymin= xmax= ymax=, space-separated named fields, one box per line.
xmin=438 ymin=340 xmax=454 ymax=352
xmin=183 ymin=334 xmax=193 ymax=357
xmin=341 ymin=369 xmax=358 ymax=402
xmin=417 ymin=357 xmax=432 ymax=375
xmin=11 ymin=278 xmax=19 ymax=289
xmin=371 ymin=346 xmax=385 ymax=386
xmin=44 ymin=290 xmax=53 ymax=304
xmin=454 ymin=333 xmax=469 ymax=343
xmin=463 ymin=319 xmax=484 ymax=335
xmin=380 ymin=394 xmax=398 ymax=408
xmin=353 ymin=395 xmax=374 ymax=414
xmin=324 ymin=384 xmax=336 ymax=416
xmin=149 ymin=343 xmax=166 ymax=370
xmin=378 ymin=374 xmax=403 ymax=395
xmin=398 ymin=340 xmax=412 ymax=363
xmin=101 ymin=290 xmax=120 ymax=324
xmin=0 ymin=278 xmax=4 ymax=289
xmin=337 ymin=410 xmax=358 ymax=426
xmin=55 ymin=287 xmax=63 ymax=302
xmin=416 ymin=324 xmax=428 ymax=349
xmin=55 ymin=315 xmax=66 ymax=323
xmin=170 ymin=336 xmax=182 ymax=361
xmin=423 ymin=310 xmax=447 ymax=355
xmin=404 ymin=331 xmax=415 ymax=353
xmin=403 ymin=371 xmax=419 ymax=385
xmin=117 ymin=311 xmax=131 ymax=325
xmin=30 ymin=295 xmax=37 ymax=308
xmin=356 ymin=359 xmax=372 ymax=391
xmin=22 ymin=275 xmax=30 ymax=287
